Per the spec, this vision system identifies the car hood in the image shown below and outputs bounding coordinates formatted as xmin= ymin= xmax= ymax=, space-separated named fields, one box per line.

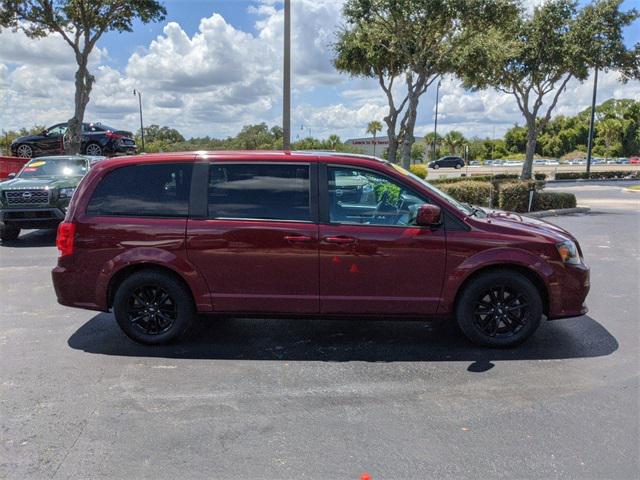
xmin=473 ymin=208 xmax=577 ymax=243
xmin=0 ymin=177 xmax=80 ymax=190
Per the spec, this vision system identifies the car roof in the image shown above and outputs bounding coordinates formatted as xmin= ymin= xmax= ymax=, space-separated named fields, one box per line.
xmin=95 ymin=150 xmax=388 ymax=165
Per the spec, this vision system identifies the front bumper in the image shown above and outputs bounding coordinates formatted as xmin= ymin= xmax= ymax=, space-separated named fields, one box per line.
xmin=0 ymin=207 xmax=65 ymax=229
xmin=547 ymin=262 xmax=590 ymax=319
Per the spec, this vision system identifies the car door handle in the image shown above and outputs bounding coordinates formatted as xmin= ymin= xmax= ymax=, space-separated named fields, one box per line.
xmin=284 ymin=235 xmax=313 ymax=243
xmin=324 ymin=236 xmax=357 ymax=245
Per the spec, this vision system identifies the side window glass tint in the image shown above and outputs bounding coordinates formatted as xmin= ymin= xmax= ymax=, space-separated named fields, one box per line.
xmin=328 ymin=167 xmax=428 ymax=226
xmin=87 ymin=163 xmax=193 ymax=217
xmin=208 ymin=163 xmax=310 ymax=221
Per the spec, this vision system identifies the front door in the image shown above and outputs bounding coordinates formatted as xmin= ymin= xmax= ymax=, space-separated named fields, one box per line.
xmin=319 ymin=165 xmax=446 ymax=315
xmin=187 ymin=162 xmax=319 ymax=314
xmin=41 ymin=124 xmax=66 ymax=154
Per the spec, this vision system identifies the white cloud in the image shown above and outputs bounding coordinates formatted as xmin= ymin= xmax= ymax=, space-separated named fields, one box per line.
xmin=0 ymin=0 xmax=638 ymax=142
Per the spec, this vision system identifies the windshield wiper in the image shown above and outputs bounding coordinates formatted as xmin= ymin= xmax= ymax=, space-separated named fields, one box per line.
xmin=463 ymin=202 xmax=485 ymax=217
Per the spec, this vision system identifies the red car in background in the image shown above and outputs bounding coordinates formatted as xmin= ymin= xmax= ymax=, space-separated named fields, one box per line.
xmin=0 ymin=156 xmax=29 ymax=180
xmin=51 ymin=151 xmax=590 ymax=348
xmin=629 ymin=156 xmax=640 ymax=164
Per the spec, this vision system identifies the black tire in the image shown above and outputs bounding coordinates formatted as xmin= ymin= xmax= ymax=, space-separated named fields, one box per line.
xmin=433 ymin=164 xmax=440 ymax=169
xmin=455 ymin=163 xmax=462 ymax=169
xmin=113 ymin=270 xmax=195 ymax=345
xmin=84 ymin=142 xmax=103 ymax=156
xmin=455 ymin=270 xmax=542 ymax=348
xmin=0 ymin=224 xmax=20 ymax=241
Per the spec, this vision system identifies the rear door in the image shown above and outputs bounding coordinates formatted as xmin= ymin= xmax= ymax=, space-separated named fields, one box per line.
xmin=187 ymin=161 xmax=319 ymax=314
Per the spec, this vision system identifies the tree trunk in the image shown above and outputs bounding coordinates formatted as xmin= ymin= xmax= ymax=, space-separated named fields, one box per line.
xmin=66 ymin=56 xmax=95 ymax=154
xmin=384 ymin=115 xmax=399 ymax=163
xmin=372 ymin=132 xmax=377 ymax=157
xmin=522 ymin=119 xmax=537 ymax=180
xmin=399 ymin=93 xmax=419 ymax=169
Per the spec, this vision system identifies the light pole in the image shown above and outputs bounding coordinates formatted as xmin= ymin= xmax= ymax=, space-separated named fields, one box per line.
xmin=586 ymin=68 xmax=598 ymax=175
xmin=283 ymin=0 xmax=291 ymax=150
xmin=432 ymin=78 xmax=442 ymax=162
xmin=133 ymin=89 xmax=145 ymax=152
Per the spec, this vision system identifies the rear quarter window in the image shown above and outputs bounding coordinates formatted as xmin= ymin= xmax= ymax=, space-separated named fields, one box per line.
xmin=86 ymin=163 xmax=193 ymax=217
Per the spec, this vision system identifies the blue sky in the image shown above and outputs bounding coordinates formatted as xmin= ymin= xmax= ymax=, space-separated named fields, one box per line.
xmin=1 ymin=0 xmax=639 ymax=141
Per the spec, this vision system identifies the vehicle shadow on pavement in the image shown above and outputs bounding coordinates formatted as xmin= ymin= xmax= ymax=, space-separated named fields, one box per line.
xmin=0 ymin=229 xmax=56 ymax=248
xmin=68 ymin=313 xmax=618 ymax=369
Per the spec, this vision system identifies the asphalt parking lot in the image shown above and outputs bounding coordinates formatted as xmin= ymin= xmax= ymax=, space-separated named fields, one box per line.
xmin=1 ymin=182 xmax=639 ymax=480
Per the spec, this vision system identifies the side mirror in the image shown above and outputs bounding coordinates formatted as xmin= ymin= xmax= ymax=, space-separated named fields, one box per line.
xmin=7 ymin=172 xmax=16 ymax=179
xmin=415 ymin=204 xmax=442 ymax=227
xmin=41 ymin=130 xmax=48 ymax=136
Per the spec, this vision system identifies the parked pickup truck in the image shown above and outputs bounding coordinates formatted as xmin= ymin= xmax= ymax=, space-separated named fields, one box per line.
xmin=0 ymin=155 xmax=104 ymax=241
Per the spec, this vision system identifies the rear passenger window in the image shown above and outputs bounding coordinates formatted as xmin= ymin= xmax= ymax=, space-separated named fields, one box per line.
xmin=87 ymin=163 xmax=193 ymax=217
xmin=208 ymin=163 xmax=310 ymax=221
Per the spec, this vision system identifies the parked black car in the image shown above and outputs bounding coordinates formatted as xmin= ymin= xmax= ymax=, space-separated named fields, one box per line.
xmin=10 ymin=123 xmax=137 ymax=158
xmin=428 ymin=156 xmax=465 ymax=169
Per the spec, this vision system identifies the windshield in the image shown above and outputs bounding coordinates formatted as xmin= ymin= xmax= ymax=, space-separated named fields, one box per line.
xmin=19 ymin=158 xmax=88 ymax=179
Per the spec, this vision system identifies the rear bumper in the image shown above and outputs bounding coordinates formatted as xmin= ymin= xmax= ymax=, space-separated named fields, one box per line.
xmin=52 ymin=265 xmax=105 ymax=311
xmin=547 ymin=262 xmax=590 ymax=319
xmin=1 ymin=208 xmax=64 ymax=229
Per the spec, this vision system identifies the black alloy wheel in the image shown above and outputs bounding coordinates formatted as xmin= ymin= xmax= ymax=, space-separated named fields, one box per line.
xmin=127 ymin=285 xmax=178 ymax=336
xmin=472 ymin=285 xmax=528 ymax=339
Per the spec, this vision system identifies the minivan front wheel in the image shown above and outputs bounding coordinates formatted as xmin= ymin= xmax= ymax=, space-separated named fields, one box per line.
xmin=455 ymin=270 xmax=542 ymax=348
xmin=113 ymin=270 xmax=195 ymax=345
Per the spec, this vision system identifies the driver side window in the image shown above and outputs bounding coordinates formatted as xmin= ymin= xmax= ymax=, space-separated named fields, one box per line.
xmin=47 ymin=125 xmax=67 ymax=136
xmin=328 ymin=166 xmax=428 ymax=226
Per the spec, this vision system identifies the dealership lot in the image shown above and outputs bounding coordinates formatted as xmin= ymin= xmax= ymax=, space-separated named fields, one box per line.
xmin=1 ymin=182 xmax=639 ymax=479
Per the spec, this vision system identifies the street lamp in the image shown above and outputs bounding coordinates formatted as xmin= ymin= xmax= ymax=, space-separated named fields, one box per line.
xmin=585 ymin=68 xmax=598 ymax=175
xmin=283 ymin=0 xmax=291 ymax=150
xmin=432 ymin=78 xmax=442 ymax=162
xmin=133 ymin=89 xmax=145 ymax=153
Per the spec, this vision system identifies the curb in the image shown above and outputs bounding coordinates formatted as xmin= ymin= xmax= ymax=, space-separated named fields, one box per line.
xmin=524 ymin=207 xmax=591 ymax=218
xmin=548 ymin=178 xmax=640 ymax=183
xmin=624 ymin=187 xmax=640 ymax=193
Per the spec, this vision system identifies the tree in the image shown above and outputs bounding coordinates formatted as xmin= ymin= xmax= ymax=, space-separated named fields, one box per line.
xmin=454 ymin=0 xmax=639 ymax=179
xmin=366 ymin=120 xmax=383 ymax=156
xmin=0 ymin=1 xmax=166 ymax=154
xmin=424 ymin=132 xmax=442 ymax=161
xmin=442 ymin=130 xmax=465 ymax=155
xmin=140 ymin=125 xmax=185 ymax=144
xmin=334 ymin=0 xmax=514 ymax=168
xmin=327 ymin=134 xmax=341 ymax=150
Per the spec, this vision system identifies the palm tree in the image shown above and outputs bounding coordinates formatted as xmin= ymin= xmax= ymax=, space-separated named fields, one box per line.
xmin=443 ymin=131 xmax=465 ymax=156
xmin=366 ymin=120 xmax=383 ymax=157
xmin=328 ymin=134 xmax=341 ymax=150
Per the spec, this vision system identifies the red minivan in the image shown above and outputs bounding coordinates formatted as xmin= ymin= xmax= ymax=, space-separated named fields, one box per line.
xmin=52 ymin=151 xmax=590 ymax=347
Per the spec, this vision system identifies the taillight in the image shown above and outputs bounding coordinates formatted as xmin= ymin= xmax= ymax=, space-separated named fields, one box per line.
xmin=56 ymin=222 xmax=76 ymax=257
xmin=106 ymin=130 xmax=123 ymax=139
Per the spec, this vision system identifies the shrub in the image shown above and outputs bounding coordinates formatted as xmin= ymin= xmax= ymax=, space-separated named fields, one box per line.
xmin=439 ymin=181 xmax=493 ymax=206
xmin=534 ymin=173 xmax=547 ymax=181
xmin=555 ymin=170 xmax=640 ymax=180
xmin=498 ymin=181 xmax=539 ymax=212
xmin=534 ymin=191 xmax=577 ymax=211
xmin=409 ymin=164 xmax=428 ymax=179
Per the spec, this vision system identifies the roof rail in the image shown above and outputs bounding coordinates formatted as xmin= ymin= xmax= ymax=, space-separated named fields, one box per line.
xmin=292 ymin=150 xmax=385 ymax=162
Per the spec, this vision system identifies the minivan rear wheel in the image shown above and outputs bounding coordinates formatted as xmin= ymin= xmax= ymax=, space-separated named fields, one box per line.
xmin=113 ymin=270 xmax=195 ymax=345
xmin=455 ymin=270 xmax=542 ymax=348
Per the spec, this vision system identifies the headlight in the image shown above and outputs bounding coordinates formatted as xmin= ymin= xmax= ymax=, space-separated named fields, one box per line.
xmin=556 ymin=240 xmax=580 ymax=265
xmin=59 ymin=187 xmax=76 ymax=199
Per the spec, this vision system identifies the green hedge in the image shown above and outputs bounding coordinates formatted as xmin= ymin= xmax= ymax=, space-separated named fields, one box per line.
xmin=555 ymin=171 xmax=640 ymax=180
xmin=409 ymin=164 xmax=428 ymax=179
xmin=498 ymin=181 xmax=539 ymax=212
xmin=534 ymin=191 xmax=577 ymax=210
xmin=439 ymin=181 xmax=493 ymax=206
